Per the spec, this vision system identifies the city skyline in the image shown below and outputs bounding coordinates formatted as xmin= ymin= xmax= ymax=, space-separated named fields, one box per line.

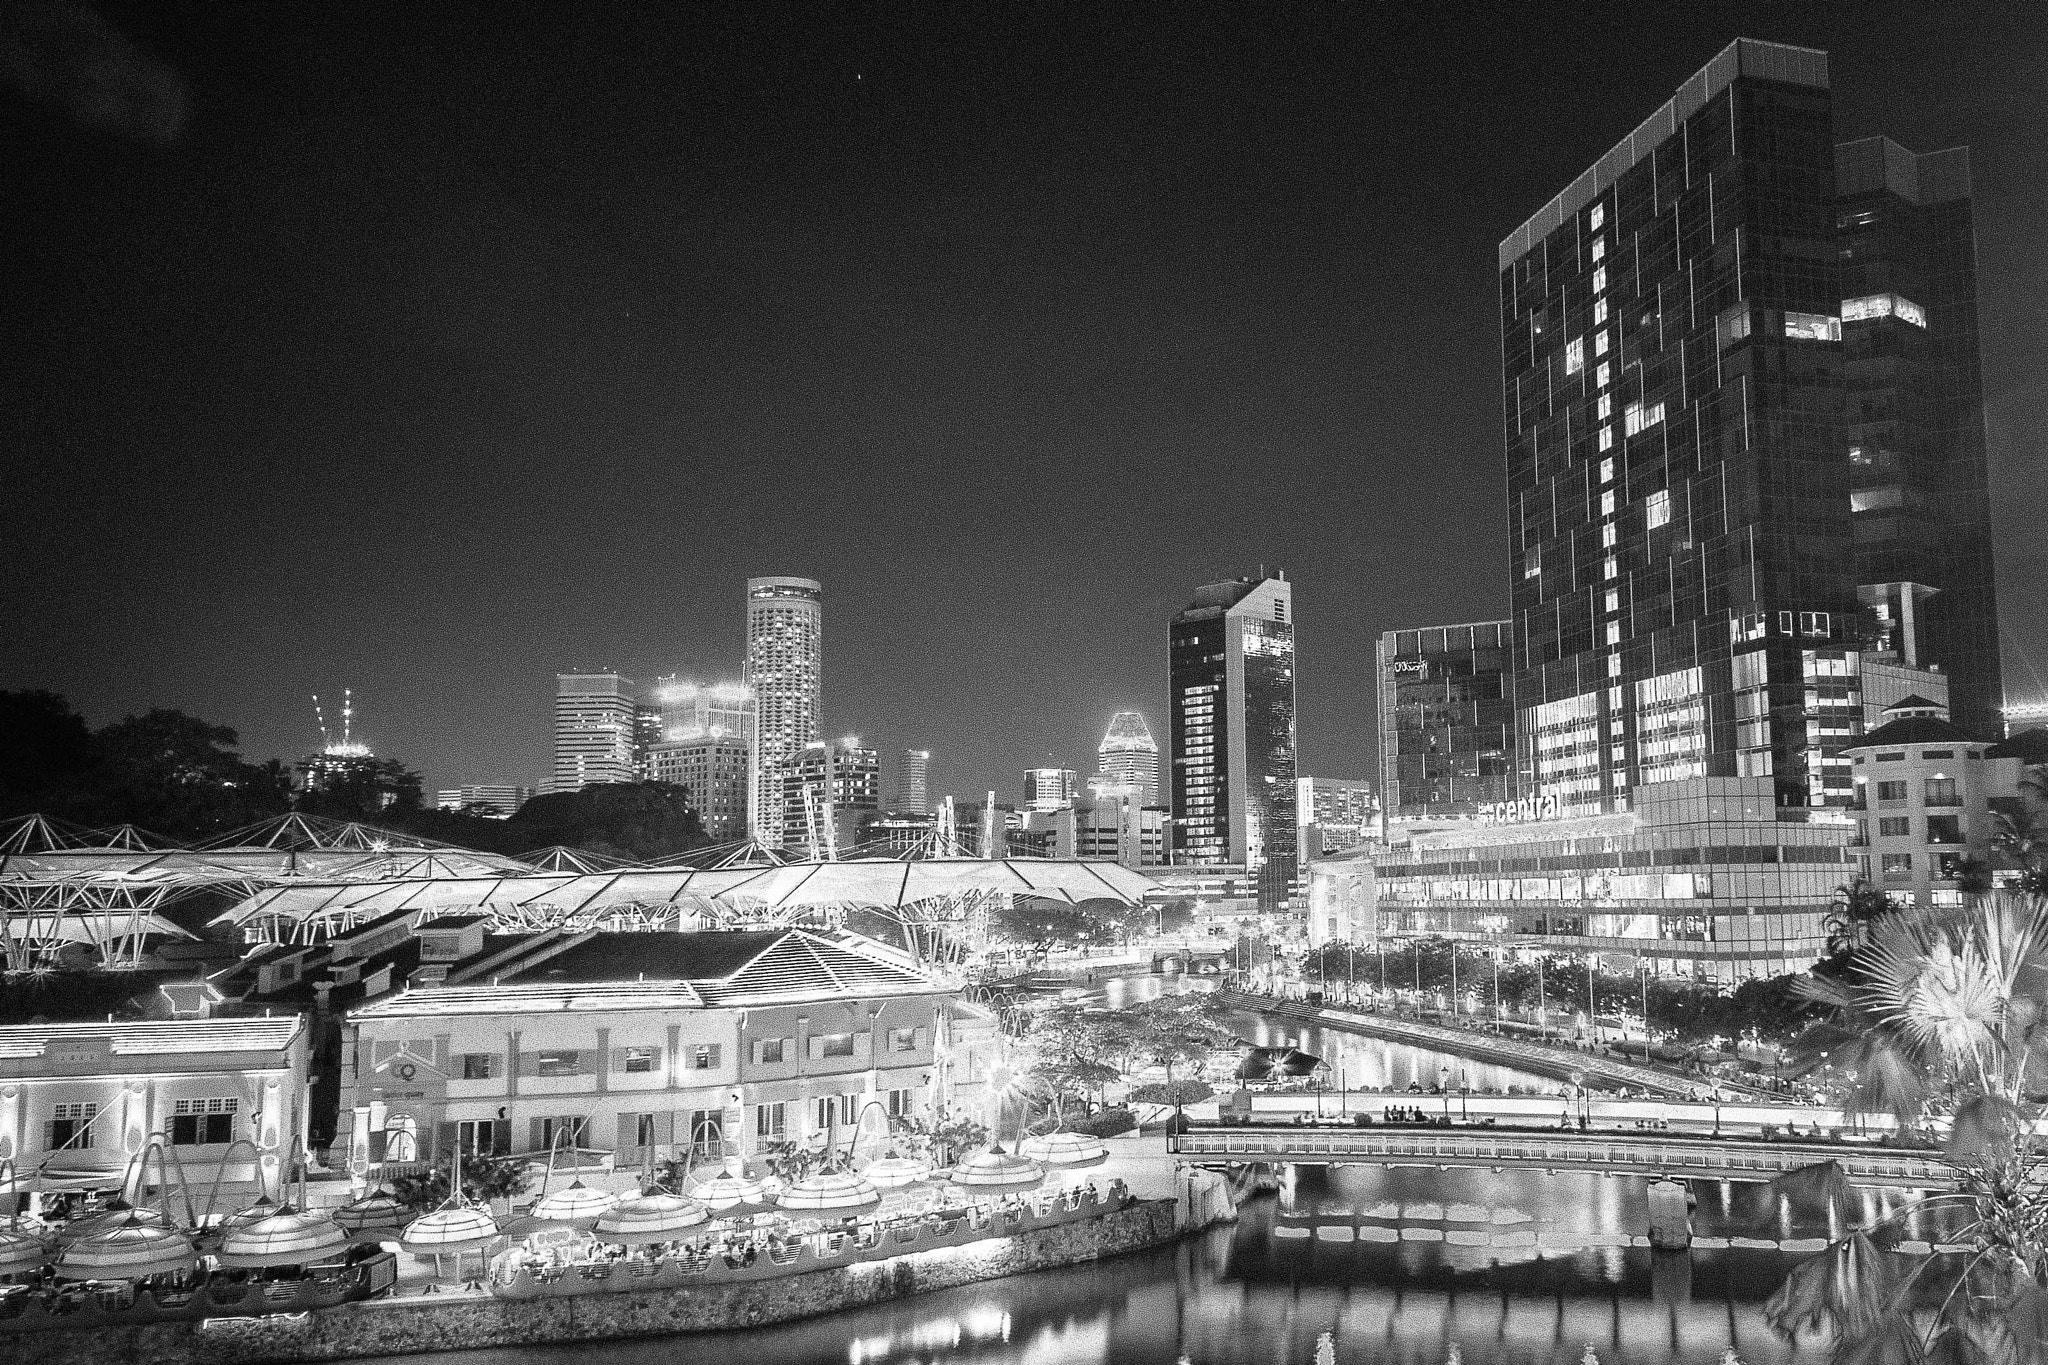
xmin=7 ymin=8 xmax=2045 ymax=806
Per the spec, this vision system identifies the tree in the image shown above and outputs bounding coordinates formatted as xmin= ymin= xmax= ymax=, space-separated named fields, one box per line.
xmin=390 ymin=1153 xmax=531 ymax=1214
xmin=1129 ymin=995 xmax=1230 ymax=1083
xmin=1766 ymin=892 xmax=2048 ymax=1359
xmin=0 ymin=690 xmax=92 ymax=817
xmin=990 ymin=899 xmax=1116 ymax=957
xmin=1993 ymin=764 xmax=2048 ymax=896
xmin=889 ymin=1113 xmax=988 ymax=1168
xmin=296 ymin=755 xmax=425 ymax=820
xmin=1821 ymin=879 xmax=1899 ymax=966
xmin=52 ymin=708 xmax=291 ymax=838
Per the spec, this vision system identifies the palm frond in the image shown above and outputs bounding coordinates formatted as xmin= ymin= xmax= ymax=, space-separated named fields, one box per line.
xmin=1766 ymin=1232 xmax=1897 ymax=1340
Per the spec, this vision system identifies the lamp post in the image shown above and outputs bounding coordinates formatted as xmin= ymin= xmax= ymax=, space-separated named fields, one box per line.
xmin=1537 ymin=955 xmax=1548 ymax=1042
xmin=1639 ymin=957 xmax=1652 ymax=1063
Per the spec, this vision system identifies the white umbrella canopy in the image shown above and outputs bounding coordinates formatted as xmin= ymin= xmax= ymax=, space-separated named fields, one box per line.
xmin=218 ymin=1208 xmax=349 ymax=1268
xmin=56 ymin=1216 xmax=196 ymax=1280
xmin=688 ymin=1174 xmax=774 ymax=1218
xmin=55 ymin=1205 xmax=175 ymax=1245
xmin=332 ymin=1188 xmax=411 ymax=1235
xmin=0 ymin=1228 xmax=53 ymax=1275
xmin=399 ymin=1206 xmax=500 ymax=1254
xmin=773 ymin=1171 xmax=882 ymax=1215
xmin=946 ymin=1148 xmax=1046 ymax=1195
xmin=524 ymin=1180 xmax=619 ymax=1229
xmin=1017 ymin=1131 xmax=1110 ymax=1169
xmin=591 ymin=1192 xmax=709 ymax=1245
xmin=861 ymin=1154 xmax=930 ymax=1189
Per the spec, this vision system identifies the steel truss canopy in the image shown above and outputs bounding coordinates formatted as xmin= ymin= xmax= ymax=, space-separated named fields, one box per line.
xmin=214 ymin=856 xmax=1163 ymax=941
xmin=0 ymin=813 xmax=540 ymax=968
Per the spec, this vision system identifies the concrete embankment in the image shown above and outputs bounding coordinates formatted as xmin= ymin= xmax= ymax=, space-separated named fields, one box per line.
xmin=1 ymin=1180 xmax=1235 ymax=1365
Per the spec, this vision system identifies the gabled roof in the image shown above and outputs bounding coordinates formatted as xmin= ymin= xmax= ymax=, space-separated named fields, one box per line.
xmin=1850 ymin=714 xmax=1980 ymax=750
xmin=352 ymin=929 xmax=943 ymax=1019
xmin=0 ymin=1017 xmax=302 ymax=1058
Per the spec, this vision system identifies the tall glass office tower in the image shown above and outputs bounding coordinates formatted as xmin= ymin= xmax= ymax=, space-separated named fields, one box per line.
xmin=1836 ymin=137 xmax=2003 ymax=738
xmin=1169 ymin=571 xmax=1298 ymax=889
xmin=1096 ymin=711 xmax=1162 ymax=806
xmin=550 ymin=673 xmax=638 ymax=793
xmin=743 ymin=577 xmax=823 ymax=846
xmin=1376 ymin=622 xmax=1515 ymax=820
xmin=1500 ymin=39 xmax=1863 ymax=816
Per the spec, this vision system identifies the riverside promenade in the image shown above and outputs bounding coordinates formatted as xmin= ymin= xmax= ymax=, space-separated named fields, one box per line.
xmin=1220 ymin=990 xmax=1767 ymax=1098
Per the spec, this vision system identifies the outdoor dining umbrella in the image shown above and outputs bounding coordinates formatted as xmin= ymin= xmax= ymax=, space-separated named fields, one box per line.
xmin=690 ymin=1174 xmax=776 ymax=1220
xmin=218 ymin=1208 xmax=349 ymax=1269
xmin=333 ymin=1188 xmax=411 ymax=1240
xmin=55 ymin=1204 xmax=173 ymax=1244
xmin=861 ymin=1154 xmax=930 ymax=1190
xmin=399 ymin=1206 xmax=500 ymax=1255
xmin=55 ymin=1216 xmax=197 ymax=1281
xmin=773 ymin=1171 xmax=883 ymax=1215
xmin=591 ymin=1192 xmax=710 ymax=1246
xmin=523 ymin=1180 xmax=619 ymax=1230
xmin=1018 ymin=1131 xmax=1110 ymax=1170
xmin=946 ymin=1148 xmax=1046 ymax=1196
xmin=216 ymin=1195 xmax=281 ymax=1232
xmin=0 ymin=1227 xmax=52 ymax=1276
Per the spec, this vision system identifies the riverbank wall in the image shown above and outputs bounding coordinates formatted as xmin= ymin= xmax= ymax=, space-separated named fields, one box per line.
xmin=0 ymin=1193 xmax=1217 ymax=1365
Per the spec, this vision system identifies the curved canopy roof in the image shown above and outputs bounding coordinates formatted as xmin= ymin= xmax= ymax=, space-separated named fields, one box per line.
xmin=215 ymin=857 xmax=1162 ymax=935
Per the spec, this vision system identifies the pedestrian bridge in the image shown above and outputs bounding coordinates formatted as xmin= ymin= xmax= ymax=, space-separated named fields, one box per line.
xmin=1169 ymin=1124 xmax=1950 ymax=1188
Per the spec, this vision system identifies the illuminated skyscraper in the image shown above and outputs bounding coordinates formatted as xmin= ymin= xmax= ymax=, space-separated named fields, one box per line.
xmin=892 ymin=749 xmax=931 ymax=814
xmin=1095 ymin=711 xmax=1161 ymax=806
xmin=550 ymin=673 xmax=638 ymax=792
xmin=1502 ymin=40 xmax=1861 ymax=816
xmin=1169 ymin=571 xmax=1297 ymax=886
xmin=779 ymin=738 xmax=879 ymax=857
xmin=653 ymin=679 xmax=755 ymax=743
xmin=743 ymin=577 xmax=823 ymax=846
xmin=1023 ymin=768 xmax=1078 ymax=812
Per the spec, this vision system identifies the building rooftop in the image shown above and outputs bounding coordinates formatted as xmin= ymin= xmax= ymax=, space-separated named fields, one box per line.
xmin=0 ymin=1016 xmax=302 ymax=1059
xmin=1849 ymin=714 xmax=1981 ymax=750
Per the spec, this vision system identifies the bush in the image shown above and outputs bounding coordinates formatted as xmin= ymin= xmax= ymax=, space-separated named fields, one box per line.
xmin=1068 ymin=1108 xmax=1137 ymax=1138
xmin=1129 ymin=1080 xmax=1215 ymax=1108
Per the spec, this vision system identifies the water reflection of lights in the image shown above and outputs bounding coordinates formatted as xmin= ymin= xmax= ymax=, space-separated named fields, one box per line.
xmin=846 ymin=1310 xmax=1012 ymax=1363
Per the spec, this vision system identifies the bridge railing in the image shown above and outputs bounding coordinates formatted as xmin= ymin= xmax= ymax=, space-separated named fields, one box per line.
xmin=1169 ymin=1124 xmax=1950 ymax=1186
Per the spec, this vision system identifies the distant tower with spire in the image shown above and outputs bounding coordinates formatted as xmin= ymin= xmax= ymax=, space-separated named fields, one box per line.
xmin=1096 ymin=711 xmax=1161 ymax=806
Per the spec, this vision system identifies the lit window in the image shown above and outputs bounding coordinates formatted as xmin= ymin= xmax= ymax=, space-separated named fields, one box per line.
xmin=1624 ymin=400 xmax=1665 ymax=436
xmin=1594 ymin=299 xmax=1608 ymax=325
xmin=1717 ymin=304 xmax=1752 ymax=349
xmin=1596 ymin=362 xmax=1610 ymax=389
xmin=1599 ymin=457 xmax=1614 ymax=484
xmin=1597 ymin=394 xmax=1612 ymax=420
xmin=1646 ymin=488 xmax=1671 ymax=528
xmin=1523 ymin=547 xmax=1542 ymax=580
xmin=1600 ymin=490 xmax=1616 ymax=517
xmin=1590 ymin=204 xmax=1605 ymax=230
xmin=1605 ymin=621 xmax=1621 ymax=645
xmin=1593 ymin=266 xmax=1607 ymax=293
xmin=1603 ymin=556 xmax=1618 ymax=581
xmin=1602 ymin=523 xmax=1618 ymax=548
xmin=1594 ymin=331 xmax=1609 ymax=357
xmin=1603 ymin=589 xmax=1619 ymax=613
xmin=1599 ymin=425 xmax=1613 ymax=451
xmin=1565 ymin=338 xmax=1584 ymax=374
xmin=1842 ymin=293 xmax=1927 ymax=329
xmin=1592 ymin=236 xmax=1606 ymax=263
xmin=1607 ymin=653 xmax=1622 ymax=677
xmin=1784 ymin=312 xmax=1841 ymax=342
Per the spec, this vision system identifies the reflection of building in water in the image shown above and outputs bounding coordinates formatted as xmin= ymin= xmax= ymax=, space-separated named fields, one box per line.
xmin=1317 ymin=776 xmax=1853 ymax=983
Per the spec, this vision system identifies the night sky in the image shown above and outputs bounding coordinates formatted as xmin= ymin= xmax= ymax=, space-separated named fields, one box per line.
xmin=5 ymin=2 xmax=2044 ymax=802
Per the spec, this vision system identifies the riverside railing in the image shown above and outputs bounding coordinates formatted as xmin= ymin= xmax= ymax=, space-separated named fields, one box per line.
xmin=1169 ymin=1124 xmax=1949 ymax=1187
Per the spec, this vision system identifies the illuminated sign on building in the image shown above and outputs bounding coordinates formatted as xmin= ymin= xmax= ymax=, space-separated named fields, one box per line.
xmin=1479 ymin=793 xmax=1562 ymax=825
xmin=1389 ymin=657 xmax=1428 ymax=678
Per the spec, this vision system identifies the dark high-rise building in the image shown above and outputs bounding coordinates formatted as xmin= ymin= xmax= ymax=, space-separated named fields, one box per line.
xmin=1500 ymin=39 xmax=1863 ymax=817
xmin=1169 ymin=571 xmax=1298 ymax=885
xmin=1836 ymin=138 xmax=2003 ymax=737
xmin=1376 ymin=622 xmax=1516 ymax=820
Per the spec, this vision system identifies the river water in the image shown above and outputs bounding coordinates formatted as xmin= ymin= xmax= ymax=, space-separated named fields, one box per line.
xmin=365 ymin=1010 xmax=1940 ymax=1365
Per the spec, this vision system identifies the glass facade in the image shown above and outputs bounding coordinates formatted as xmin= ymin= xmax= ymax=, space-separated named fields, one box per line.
xmin=743 ymin=577 xmax=824 ymax=845
xmin=1836 ymin=138 xmax=2003 ymax=738
xmin=1169 ymin=573 xmax=1298 ymax=887
xmin=1366 ymin=777 xmax=1854 ymax=982
xmin=1376 ymin=622 xmax=1515 ymax=820
xmin=1500 ymin=40 xmax=1861 ymax=817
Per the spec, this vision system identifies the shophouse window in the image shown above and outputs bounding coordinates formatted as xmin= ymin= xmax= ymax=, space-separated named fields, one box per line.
xmin=529 ymin=1115 xmax=586 ymax=1152
xmin=692 ymin=1044 xmax=721 ymax=1070
xmin=461 ymin=1053 xmax=495 ymax=1080
xmin=686 ymin=1110 xmax=725 ymax=1152
xmin=1875 ymin=781 xmax=1908 ymax=802
xmin=536 ymin=1051 xmax=580 ymax=1077
xmin=755 ymin=1102 xmax=786 ymax=1140
xmin=46 ymin=1102 xmax=98 ymax=1151
xmin=622 ymin=1046 xmax=658 ymax=1073
xmin=755 ymin=1038 xmax=786 ymax=1064
xmin=886 ymin=1087 xmax=914 ymax=1117
xmin=817 ymin=1033 xmax=856 ymax=1059
xmin=890 ymin=1027 xmax=918 ymax=1053
xmin=1925 ymin=815 xmax=1963 ymax=845
xmin=170 ymin=1097 xmax=238 ymax=1145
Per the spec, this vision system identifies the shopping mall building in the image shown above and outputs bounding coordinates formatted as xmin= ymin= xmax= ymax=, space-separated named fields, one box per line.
xmin=1308 ymin=776 xmax=1855 ymax=983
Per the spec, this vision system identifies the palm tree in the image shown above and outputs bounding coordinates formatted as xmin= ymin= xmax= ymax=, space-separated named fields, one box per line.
xmin=1993 ymin=764 xmax=2048 ymax=897
xmin=1822 ymin=879 xmax=1899 ymax=966
xmin=1766 ymin=891 xmax=2048 ymax=1361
